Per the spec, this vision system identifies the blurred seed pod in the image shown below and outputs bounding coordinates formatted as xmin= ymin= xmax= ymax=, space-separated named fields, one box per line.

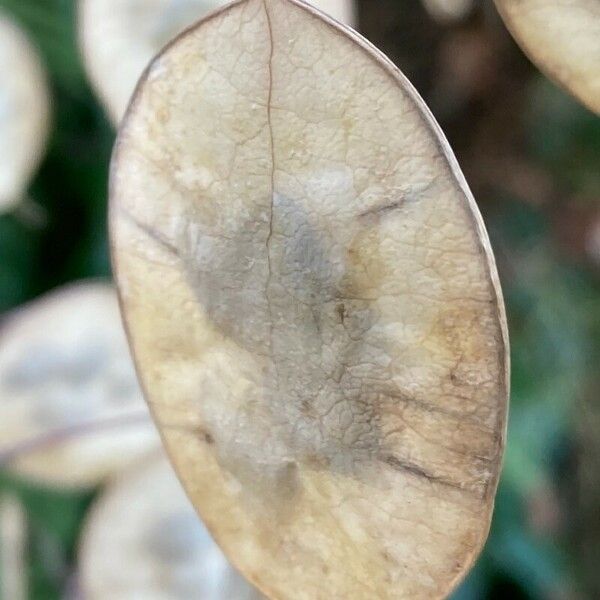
xmin=421 ymin=0 xmax=474 ymax=23
xmin=79 ymin=454 xmax=264 ymax=600
xmin=0 ymin=11 xmax=50 ymax=213
xmin=79 ymin=0 xmax=357 ymax=124
xmin=494 ymin=0 xmax=600 ymax=114
xmin=0 ymin=282 xmax=160 ymax=488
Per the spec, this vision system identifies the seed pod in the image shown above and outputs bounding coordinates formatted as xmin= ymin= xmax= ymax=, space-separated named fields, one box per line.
xmin=0 ymin=282 xmax=159 ymax=487
xmin=80 ymin=455 xmax=264 ymax=599
xmin=110 ymin=1 xmax=509 ymax=597
xmin=0 ymin=12 xmax=50 ymax=212
xmin=79 ymin=0 xmax=356 ymax=123
xmin=494 ymin=0 xmax=600 ymax=114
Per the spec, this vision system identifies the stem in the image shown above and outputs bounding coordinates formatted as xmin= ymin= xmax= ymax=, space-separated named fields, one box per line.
xmin=0 ymin=494 xmax=27 ymax=600
xmin=0 ymin=411 xmax=152 ymax=465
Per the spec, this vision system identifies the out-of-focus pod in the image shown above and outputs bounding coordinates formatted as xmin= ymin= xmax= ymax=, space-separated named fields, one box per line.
xmin=79 ymin=455 xmax=265 ymax=600
xmin=421 ymin=0 xmax=474 ymax=23
xmin=0 ymin=282 xmax=160 ymax=488
xmin=79 ymin=0 xmax=357 ymax=124
xmin=494 ymin=0 xmax=600 ymax=114
xmin=0 ymin=11 xmax=50 ymax=213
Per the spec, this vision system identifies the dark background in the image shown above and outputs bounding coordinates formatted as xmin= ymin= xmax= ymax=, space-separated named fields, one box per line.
xmin=0 ymin=0 xmax=599 ymax=598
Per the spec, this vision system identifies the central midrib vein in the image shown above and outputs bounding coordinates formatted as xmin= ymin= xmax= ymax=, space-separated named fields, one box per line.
xmin=263 ymin=0 xmax=277 ymax=359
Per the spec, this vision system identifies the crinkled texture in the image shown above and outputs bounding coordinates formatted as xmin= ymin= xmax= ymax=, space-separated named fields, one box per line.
xmin=0 ymin=12 xmax=50 ymax=211
xmin=80 ymin=455 xmax=264 ymax=600
xmin=495 ymin=0 xmax=600 ymax=114
xmin=0 ymin=282 xmax=159 ymax=487
xmin=110 ymin=1 xmax=509 ymax=598
xmin=79 ymin=0 xmax=356 ymax=123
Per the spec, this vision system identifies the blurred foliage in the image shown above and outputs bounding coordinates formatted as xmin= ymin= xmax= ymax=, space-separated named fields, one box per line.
xmin=0 ymin=473 xmax=93 ymax=600
xmin=0 ymin=0 xmax=599 ymax=599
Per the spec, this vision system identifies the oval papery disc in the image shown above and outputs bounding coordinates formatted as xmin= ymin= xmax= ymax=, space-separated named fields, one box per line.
xmin=79 ymin=0 xmax=356 ymax=124
xmin=0 ymin=12 xmax=50 ymax=212
xmin=494 ymin=0 xmax=600 ymax=114
xmin=110 ymin=1 xmax=509 ymax=597
xmin=0 ymin=282 xmax=159 ymax=487
xmin=80 ymin=455 xmax=264 ymax=600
